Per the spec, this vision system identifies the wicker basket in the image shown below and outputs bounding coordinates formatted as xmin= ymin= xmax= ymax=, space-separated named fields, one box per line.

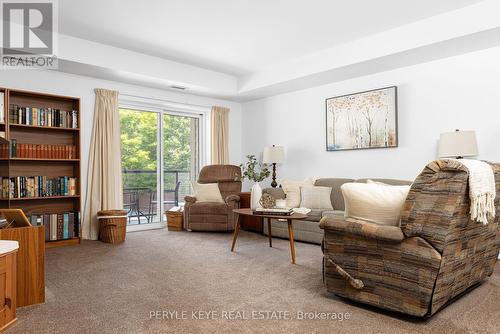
xmin=166 ymin=207 xmax=184 ymax=231
xmin=97 ymin=210 xmax=128 ymax=244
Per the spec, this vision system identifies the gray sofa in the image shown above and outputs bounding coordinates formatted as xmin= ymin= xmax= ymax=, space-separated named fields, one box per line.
xmin=263 ymin=178 xmax=412 ymax=244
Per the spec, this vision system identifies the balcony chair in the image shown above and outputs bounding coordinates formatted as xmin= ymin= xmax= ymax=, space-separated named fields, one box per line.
xmin=123 ymin=188 xmax=140 ymax=224
xmin=147 ymin=181 xmax=182 ymax=222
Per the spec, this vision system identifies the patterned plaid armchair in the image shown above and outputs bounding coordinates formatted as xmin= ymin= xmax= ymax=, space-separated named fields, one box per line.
xmin=320 ymin=160 xmax=499 ymax=317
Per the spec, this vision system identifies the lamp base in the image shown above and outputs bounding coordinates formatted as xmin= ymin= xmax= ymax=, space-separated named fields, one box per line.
xmin=271 ymin=163 xmax=278 ymax=188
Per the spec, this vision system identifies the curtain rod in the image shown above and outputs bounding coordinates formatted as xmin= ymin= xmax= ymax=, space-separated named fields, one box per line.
xmin=119 ymin=93 xmax=212 ymax=110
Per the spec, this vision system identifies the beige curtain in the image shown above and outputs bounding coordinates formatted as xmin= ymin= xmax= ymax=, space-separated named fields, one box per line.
xmin=82 ymin=89 xmax=123 ymax=240
xmin=211 ymin=106 xmax=230 ymax=164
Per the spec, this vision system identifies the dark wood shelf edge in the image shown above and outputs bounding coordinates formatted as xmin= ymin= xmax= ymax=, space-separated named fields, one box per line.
xmin=45 ymin=237 xmax=80 ymax=249
xmin=9 ymin=124 xmax=79 ymax=131
xmin=1 ymin=196 xmax=80 ymax=201
xmin=2 ymin=158 xmax=80 ymax=162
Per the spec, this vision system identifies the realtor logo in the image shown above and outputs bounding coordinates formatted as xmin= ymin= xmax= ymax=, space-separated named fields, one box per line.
xmin=0 ymin=0 xmax=58 ymax=69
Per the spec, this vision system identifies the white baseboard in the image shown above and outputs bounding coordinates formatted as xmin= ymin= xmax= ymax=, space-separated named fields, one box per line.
xmin=126 ymin=222 xmax=166 ymax=232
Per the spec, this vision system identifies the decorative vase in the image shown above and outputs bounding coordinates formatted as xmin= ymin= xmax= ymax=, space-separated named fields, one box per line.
xmin=250 ymin=182 xmax=262 ymax=209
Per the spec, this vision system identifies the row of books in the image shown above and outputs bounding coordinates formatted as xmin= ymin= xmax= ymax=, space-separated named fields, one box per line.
xmin=9 ymin=140 xmax=77 ymax=159
xmin=9 ymin=104 xmax=78 ymax=128
xmin=0 ymin=176 xmax=78 ymax=199
xmin=28 ymin=211 xmax=80 ymax=241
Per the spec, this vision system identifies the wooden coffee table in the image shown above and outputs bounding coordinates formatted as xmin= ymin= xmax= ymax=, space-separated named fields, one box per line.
xmin=231 ymin=208 xmax=307 ymax=264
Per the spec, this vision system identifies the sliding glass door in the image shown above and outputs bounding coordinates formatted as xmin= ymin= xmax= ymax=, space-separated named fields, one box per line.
xmin=162 ymin=114 xmax=199 ymax=213
xmin=120 ymin=108 xmax=159 ymax=225
xmin=120 ymin=107 xmax=202 ymax=227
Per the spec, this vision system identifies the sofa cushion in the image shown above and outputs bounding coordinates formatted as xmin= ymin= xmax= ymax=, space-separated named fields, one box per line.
xmin=281 ymin=178 xmax=315 ymax=207
xmin=314 ymin=178 xmax=354 ymax=210
xmin=189 ymin=202 xmax=228 ymax=215
xmin=271 ymin=218 xmax=322 ymax=233
xmin=264 ymin=218 xmax=322 ymax=244
xmin=300 ymin=186 xmax=333 ymax=210
xmin=305 ymin=209 xmax=324 ymax=222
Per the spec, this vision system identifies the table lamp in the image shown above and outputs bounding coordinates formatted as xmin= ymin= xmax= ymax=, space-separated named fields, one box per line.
xmin=263 ymin=145 xmax=285 ymax=188
xmin=438 ymin=129 xmax=478 ymax=159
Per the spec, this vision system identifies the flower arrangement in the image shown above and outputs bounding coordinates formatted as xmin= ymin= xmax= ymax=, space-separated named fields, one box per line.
xmin=239 ymin=155 xmax=270 ymax=183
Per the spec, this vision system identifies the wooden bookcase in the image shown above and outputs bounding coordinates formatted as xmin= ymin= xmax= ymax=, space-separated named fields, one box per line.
xmin=0 ymin=87 xmax=81 ymax=248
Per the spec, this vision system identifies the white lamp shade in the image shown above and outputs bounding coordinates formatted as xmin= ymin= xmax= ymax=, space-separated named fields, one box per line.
xmin=438 ymin=130 xmax=478 ymax=158
xmin=263 ymin=146 xmax=285 ymax=163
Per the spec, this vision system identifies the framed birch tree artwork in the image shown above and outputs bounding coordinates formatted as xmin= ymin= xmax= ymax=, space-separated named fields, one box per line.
xmin=326 ymin=86 xmax=398 ymax=151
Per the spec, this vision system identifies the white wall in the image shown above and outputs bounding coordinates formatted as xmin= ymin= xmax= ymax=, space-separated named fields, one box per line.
xmin=0 ymin=70 xmax=242 ymax=216
xmin=242 ymin=46 xmax=500 ymax=188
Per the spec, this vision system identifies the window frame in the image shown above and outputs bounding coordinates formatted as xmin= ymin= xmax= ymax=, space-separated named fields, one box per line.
xmin=119 ymin=98 xmax=207 ymax=231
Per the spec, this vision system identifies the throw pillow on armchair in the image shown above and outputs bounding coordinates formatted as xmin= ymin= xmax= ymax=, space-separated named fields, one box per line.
xmin=341 ymin=182 xmax=410 ymax=226
xmin=191 ymin=182 xmax=225 ymax=203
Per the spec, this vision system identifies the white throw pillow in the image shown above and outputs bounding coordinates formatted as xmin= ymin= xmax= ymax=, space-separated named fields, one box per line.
xmin=191 ymin=182 xmax=224 ymax=203
xmin=341 ymin=182 xmax=410 ymax=226
xmin=280 ymin=178 xmax=315 ymax=208
xmin=300 ymin=186 xmax=333 ymax=210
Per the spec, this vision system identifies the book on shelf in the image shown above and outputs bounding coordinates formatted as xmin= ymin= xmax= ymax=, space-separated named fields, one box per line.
xmin=0 ymin=141 xmax=8 ymax=158
xmin=0 ymin=175 xmax=78 ymax=199
xmin=50 ymin=214 xmax=57 ymax=240
xmin=9 ymin=141 xmax=77 ymax=159
xmin=10 ymin=139 xmax=16 ymax=157
xmin=28 ymin=211 xmax=80 ymax=241
xmin=9 ymin=104 xmax=78 ymax=129
xmin=57 ymin=214 xmax=64 ymax=240
xmin=1 ymin=178 xmax=8 ymax=198
xmin=253 ymin=207 xmax=293 ymax=216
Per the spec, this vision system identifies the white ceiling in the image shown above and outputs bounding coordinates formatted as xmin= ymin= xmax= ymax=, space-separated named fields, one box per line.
xmin=59 ymin=0 xmax=483 ymax=76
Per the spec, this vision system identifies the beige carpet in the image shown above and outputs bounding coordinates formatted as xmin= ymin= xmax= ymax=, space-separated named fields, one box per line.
xmin=7 ymin=229 xmax=500 ymax=334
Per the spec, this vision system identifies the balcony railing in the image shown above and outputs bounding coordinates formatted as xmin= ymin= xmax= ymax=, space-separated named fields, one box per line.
xmin=122 ymin=169 xmax=191 ymax=225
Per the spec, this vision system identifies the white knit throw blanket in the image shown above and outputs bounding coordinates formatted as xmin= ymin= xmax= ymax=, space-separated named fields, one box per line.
xmin=456 ymin=159 xmax=496 ymax=225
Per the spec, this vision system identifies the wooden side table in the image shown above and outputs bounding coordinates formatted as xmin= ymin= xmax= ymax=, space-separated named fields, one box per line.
xmin=237 ymin=192 xmax=263 ymax=233
xmin=231 ymin=208 xmax=307 ymax=264
xmin=166 ymin=207 xmax=183 ymax=231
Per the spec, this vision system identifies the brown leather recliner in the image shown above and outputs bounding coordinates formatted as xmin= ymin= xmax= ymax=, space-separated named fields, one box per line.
xmin=184 ymin=165 xmax=241 ymax=231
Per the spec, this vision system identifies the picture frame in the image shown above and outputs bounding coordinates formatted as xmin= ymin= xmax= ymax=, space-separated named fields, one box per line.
xmin=325 ymin=86 xmax=398 ymax=151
